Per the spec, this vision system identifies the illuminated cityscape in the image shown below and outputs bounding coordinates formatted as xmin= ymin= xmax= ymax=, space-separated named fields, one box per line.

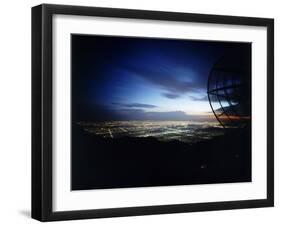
xmin=77 ymin=121 xmax=224 ymax=143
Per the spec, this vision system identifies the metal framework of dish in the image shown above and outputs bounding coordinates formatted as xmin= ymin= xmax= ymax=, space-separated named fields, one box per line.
xmin=207 ymin=52 xmax=251 ymax=128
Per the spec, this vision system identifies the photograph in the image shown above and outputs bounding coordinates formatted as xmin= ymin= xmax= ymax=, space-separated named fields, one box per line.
xmin=71 ymin=34 xmax=252 ymax=190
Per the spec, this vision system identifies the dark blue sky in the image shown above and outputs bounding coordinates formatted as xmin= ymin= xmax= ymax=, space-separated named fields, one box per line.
xmin=71 ymin=35 xmax=250 ymax=121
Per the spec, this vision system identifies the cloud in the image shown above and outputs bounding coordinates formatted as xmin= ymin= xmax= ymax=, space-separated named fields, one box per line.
xmin=119 ymin=109 xmax=215 ymax=122
xmin=112 ymin=102 xmax=157 ymax=108
xmin=162 ymin=93 xmax=180 ymax=99
xmin=125 ymin=64 xmax=203 ymax=96
xmin=189 ymin=94 xmax=222 ymax=102
xmin=189 ymin=95 xmax=209 ymax=101
xmin=78 ymin=103 xmax=216 ymax=122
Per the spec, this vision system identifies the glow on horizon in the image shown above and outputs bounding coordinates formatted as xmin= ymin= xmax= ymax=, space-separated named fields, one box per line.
xmin=104 ymin=71 xmax=212 ymax=117
xmin=110 ymin=81 xmax=211 ymax=115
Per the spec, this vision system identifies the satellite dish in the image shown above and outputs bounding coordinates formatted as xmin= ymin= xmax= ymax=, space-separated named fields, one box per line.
xmin=207 ymin=48 xmax=251 ymax=128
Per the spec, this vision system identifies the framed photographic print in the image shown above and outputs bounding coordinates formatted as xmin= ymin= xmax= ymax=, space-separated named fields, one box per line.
xmin=32 ymin=4 xmax=274 ymax=221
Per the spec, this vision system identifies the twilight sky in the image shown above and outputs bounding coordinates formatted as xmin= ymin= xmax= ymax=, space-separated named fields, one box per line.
xmin=71 ymin=35 xmax=249 ymax=122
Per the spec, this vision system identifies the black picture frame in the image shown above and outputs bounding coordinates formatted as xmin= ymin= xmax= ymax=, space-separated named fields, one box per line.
xmin=32 ymin=4 xmax=274 ymax=222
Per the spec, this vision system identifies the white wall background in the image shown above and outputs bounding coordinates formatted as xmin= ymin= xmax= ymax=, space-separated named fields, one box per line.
xmin=0 ymin=0 xmax=278 ymax=225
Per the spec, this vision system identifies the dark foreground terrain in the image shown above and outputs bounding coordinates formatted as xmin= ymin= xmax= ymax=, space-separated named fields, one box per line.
xmin=72 ymin=125 xmax=251 ymax=190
